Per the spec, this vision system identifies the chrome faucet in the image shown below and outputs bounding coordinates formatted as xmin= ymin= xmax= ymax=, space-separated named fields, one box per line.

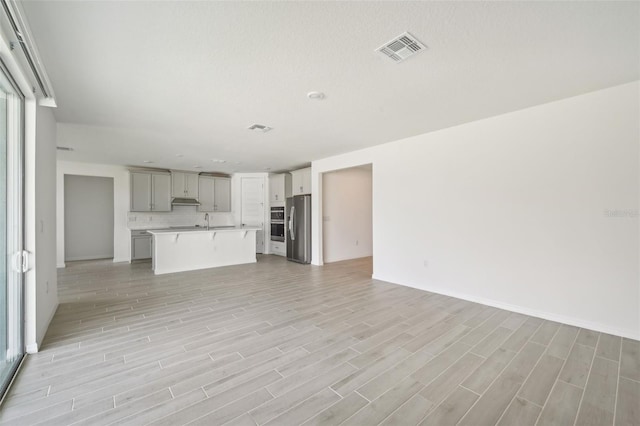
xmin=204 ymin=213 xmax=210 ymax=230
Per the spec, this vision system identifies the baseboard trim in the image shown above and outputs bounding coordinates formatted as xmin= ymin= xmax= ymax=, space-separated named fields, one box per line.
xmin=56 ymin=263 xmax=65 ymax=268
xmin=65 ymin=255 xmax=114 ymax=262
xmin=34 ymin=302 xmax=59 ymax=352
xmin=113 ymin=257 xmax=130 ymax=264
xmin=26 ymin=342 xmax=39 ymax=353
xmin=372 ymin=274 xmax=639 ymax=341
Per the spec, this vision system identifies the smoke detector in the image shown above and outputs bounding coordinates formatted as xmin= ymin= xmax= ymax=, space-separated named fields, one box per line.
xmin=248 ymin=124 xmax=273 ymax=133
xmin=56 ymin=146 xmax=74 ymax=151
xmin=377 ymin=32 xmax=426 ymax=63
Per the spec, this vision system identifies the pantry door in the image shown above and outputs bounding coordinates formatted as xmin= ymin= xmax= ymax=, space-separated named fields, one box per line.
xmin=240 ymin=178 xmax=265 ymax=254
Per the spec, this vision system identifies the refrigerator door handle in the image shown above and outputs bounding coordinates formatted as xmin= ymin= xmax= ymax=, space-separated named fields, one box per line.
xmin=289 ymin=206 xmax=296 ymax=241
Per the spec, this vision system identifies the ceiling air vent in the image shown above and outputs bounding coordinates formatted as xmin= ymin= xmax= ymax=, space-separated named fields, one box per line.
xmin=377 ymin=32 xmax=426 ymax=63
xmin=247 ymin=124 xmax=272 ymax=133
xmin=56 ymin=146 xmax=74 ymax=151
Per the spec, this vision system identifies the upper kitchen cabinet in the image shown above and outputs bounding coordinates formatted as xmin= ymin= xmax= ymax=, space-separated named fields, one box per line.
xmin=290 ymin=167 xmax=311 ymax=195
xmin=130 ymin=170 xmax=172 ymax=212
xmin=269 ymin=173 xmax=291 ymax=203
xmin=198 ymin=175 xmax=231 ymax=212
xmin=171 ymin=171 xmax=199 ymax=198
xmin=214 ymin=177 xmax=231 ymax=212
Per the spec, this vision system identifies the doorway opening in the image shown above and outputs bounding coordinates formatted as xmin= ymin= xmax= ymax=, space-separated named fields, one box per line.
xmin=64 ymin=175 xmax=115 ymax=262
xmin=321 ymin=164 xmax=373 ymax=275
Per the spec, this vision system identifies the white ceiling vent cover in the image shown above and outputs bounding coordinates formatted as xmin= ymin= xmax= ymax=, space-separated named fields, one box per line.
xmin=377 ymin=32 xmax=426 ymax=63
xmin=248 ymin=124 xmax=273 ymax=133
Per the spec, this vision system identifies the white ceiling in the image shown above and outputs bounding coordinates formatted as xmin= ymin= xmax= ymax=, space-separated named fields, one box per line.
xmin=21 ymin=1 xmax=640 ymax=173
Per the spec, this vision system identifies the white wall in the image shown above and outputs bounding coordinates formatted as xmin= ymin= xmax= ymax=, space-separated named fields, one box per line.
xmin=0 ymin=25 xmax=59 ymax=352
xmin=322 ymin=166 xmax=372 ymax=263
xmin=312 ymin=81 xmax=640 ymax=339
xmin=21 ymin=105 xmax=60 ymax=353
xmin=56 ymin=161 xmax=130 ymax=266
xmin=64 ymin=175 xmax=114 ymax=261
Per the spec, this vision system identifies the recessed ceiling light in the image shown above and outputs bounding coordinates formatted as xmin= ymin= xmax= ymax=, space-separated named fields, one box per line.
xmin=210 ymin=159 xmax=226 ymax=163
xmin=143 ymin=160 xmax=154 ymax=164
xmin=193 ymin=165 xmax=202 ymax=169
xmin=175 ymin=154 xmax=184 ymax=157
xmin=247 ymin=124 xmax=272 ymax=133
xmin=307 ymin=91 xmax=325 ymax=100
xmin=56 ymin=146 xmax=74 ymax=151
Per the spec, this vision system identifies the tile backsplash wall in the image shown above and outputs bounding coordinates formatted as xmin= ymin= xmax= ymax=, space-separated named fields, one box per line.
xmin=127 ymin=206 xmax=234 ymax=229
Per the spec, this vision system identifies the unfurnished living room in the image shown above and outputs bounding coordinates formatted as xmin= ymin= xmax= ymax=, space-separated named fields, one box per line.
xmin=0 ymin=1 xmax=638 ymax=425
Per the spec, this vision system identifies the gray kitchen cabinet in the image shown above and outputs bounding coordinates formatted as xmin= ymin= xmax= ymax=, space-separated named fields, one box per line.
xmin=130 ymin=171 xmax=171 ymax=212
xmin=172 ymin=171 xmax=199 ymax=198
xmin=131 ymin=230 xmax=152 ymax=260
xmin=198 ymin=176 xmax=231 ymax=212
xmin=214 ymin=177 xmax=231 ymax=212
xmin=131 ymin=172 xmax=152 ymax=212
xmin=198 ymin=176 xmax=215 ymax=211
xmin=151 ymin=174 xmax=171 ymax=211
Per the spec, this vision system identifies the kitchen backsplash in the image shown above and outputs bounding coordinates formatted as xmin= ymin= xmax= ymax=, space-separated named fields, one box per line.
xmin=127 ymin=206 xmax=234 ymax=230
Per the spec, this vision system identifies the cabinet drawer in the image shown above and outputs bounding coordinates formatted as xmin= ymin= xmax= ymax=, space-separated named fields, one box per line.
xmin=270 ymin=241 xmax=286 ymax=256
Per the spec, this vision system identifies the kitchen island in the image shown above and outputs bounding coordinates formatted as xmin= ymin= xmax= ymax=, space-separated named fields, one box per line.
xmin=147 ymin=227 xmax=260 ymax=275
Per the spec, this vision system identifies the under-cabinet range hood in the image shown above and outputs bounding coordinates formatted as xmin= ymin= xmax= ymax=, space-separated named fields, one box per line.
xmin=171 ymin=197 xmax=201 ymax=206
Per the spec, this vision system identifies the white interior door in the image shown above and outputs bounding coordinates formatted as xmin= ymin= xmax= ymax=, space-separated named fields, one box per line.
xmin=241 ymin=178 xmax=265 ymax=254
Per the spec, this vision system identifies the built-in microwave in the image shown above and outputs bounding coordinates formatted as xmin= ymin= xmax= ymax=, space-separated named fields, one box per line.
xmin=270 ymin=206 xmax=285 ymax=221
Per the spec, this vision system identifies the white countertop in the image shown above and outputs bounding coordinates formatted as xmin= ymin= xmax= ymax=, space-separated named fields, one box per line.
xmin=129 ymin=225 xmax=234 ymax=231
xmin=147 ymin=226 xmax=261 ymax=235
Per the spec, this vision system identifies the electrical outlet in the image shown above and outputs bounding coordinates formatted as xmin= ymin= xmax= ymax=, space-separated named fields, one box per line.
xmin=356 ymin=240 xmax=359 ymax=246
xmin=423 ymin=259 xmax=428 ymax=267
xmin=148 ymin=216 xmax=152 ymax=222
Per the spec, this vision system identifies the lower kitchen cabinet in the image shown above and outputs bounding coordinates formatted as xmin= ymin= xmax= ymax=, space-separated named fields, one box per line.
xmin=131 ymin=230 xmax=152 ymax=260
xmin=270 ymin=240 xmax=286 ymax=256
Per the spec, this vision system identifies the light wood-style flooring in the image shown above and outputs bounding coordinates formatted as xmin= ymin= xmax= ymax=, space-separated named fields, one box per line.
xmin=1 ymin=255 xmax=638 ymax=425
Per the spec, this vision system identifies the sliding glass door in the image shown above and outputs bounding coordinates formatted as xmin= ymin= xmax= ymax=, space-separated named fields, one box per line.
xmin=0 ymin=60 xmax=24 ymax=399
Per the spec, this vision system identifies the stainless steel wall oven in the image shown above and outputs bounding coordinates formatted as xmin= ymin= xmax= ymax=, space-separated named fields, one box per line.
xmin=270 ymin=207 xmax=285 ymax=242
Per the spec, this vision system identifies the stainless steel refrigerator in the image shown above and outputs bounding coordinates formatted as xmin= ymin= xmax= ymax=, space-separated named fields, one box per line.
xmin=286 ymin=195 xmax=311 ymax=264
